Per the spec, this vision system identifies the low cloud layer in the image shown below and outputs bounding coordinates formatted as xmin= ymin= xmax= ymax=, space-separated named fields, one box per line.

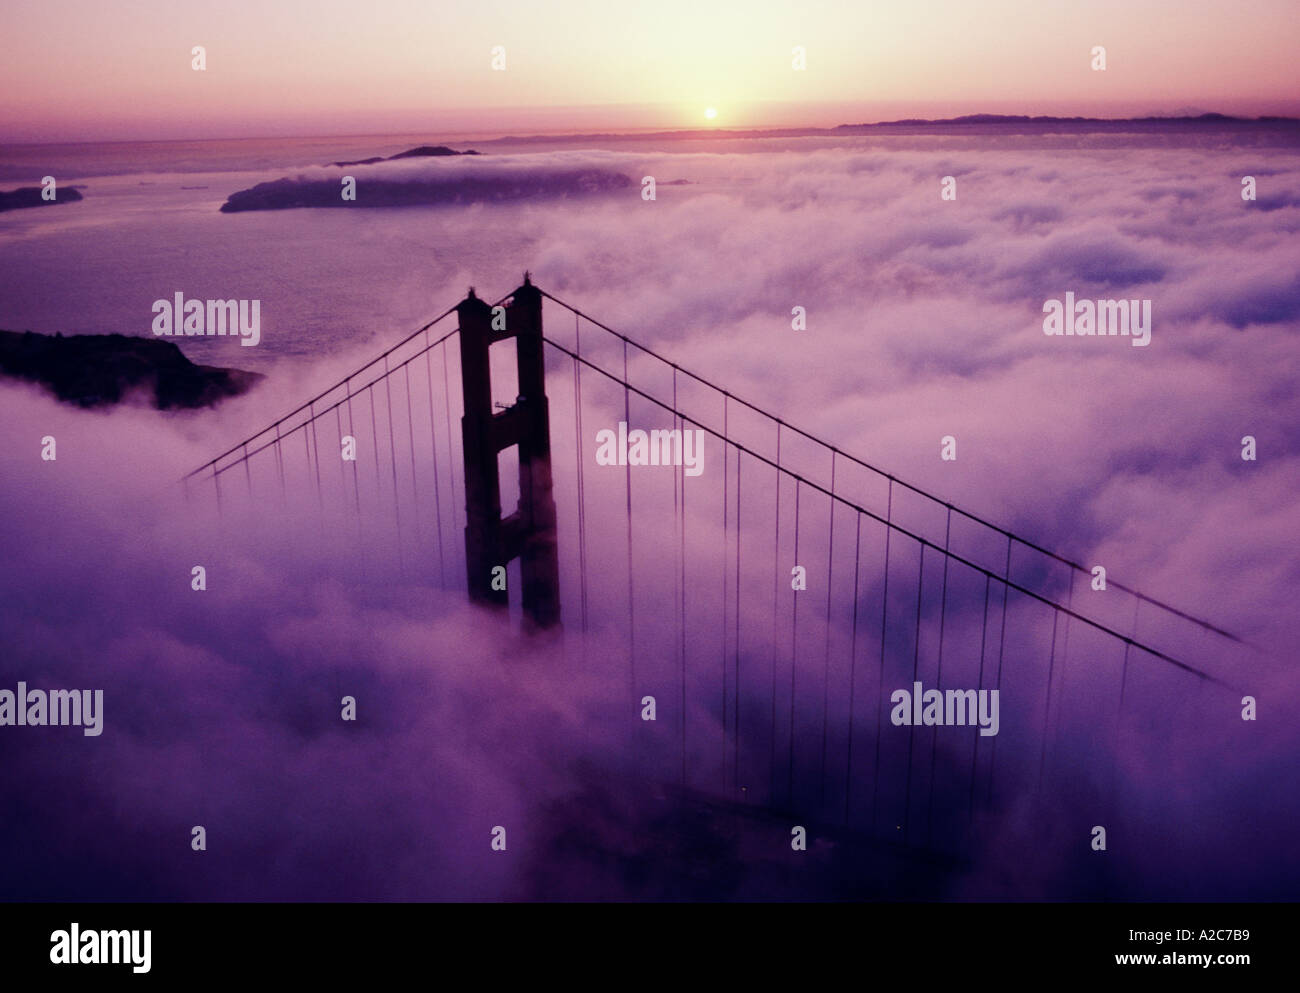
xmin=220 ymin=152 xmax=635 ymax=211
xmin=1 ymin=129 xmax=1297 ymax=899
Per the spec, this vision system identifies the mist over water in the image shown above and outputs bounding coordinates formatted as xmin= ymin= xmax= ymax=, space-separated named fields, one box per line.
xmin=1 ymin=126 xmax=1298 ymax=899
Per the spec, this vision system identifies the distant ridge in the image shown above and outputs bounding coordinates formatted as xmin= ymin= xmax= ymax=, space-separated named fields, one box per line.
xmin=331 ymin=145 xmax=480 ymax=167
xmin=838 ymin=112 xmax=1299 ymax=127
xmin=475 ymin=113 xmax=1300 ymax=148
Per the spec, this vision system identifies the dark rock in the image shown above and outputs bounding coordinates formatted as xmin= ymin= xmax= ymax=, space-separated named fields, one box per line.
xmin=0 ymin=330 xmax=262 ymax=410
xmin=0 ymin=186 xmax=84 ymax=212
xmin=386 ymin=145 xmax=479 ymax=159
xmin=332 ymin=146 xmax=480 ymax=167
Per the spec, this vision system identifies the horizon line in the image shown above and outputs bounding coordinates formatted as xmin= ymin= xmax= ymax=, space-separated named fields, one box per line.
xmin=4 ymin=108 xmax=1299 ymax=150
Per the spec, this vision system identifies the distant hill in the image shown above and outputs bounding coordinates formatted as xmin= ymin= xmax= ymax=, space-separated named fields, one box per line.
xmin=0 ymin=330 xmax=261 ymax=409
xmin=331 ymin=145 xmax=480 ymax=167
xmin=837 ymin=112 xmax=1299 ymax=128
xmin=474 ymin=113 xmax=1300 ymax=148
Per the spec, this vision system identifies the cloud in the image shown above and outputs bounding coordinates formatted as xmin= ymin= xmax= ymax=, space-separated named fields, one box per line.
xmin=1 ymin=130 xmax=1298 ymax=899
xmin=220 ymin=152 xmax=636 ymax=212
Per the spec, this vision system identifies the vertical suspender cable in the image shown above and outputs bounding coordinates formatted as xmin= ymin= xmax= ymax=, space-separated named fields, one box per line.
xmin=384 ymin=357 xmax=403 ymax=574
xmin=734 ymin=450 xmax=743 ymax=797
xmin=770 ymin=424 xmax=781 ymax=803
xmin=572 ymin=314 xmax=589 ymax=637
xmin=902 ymin=542 xmax=925 ymax=842
xmin=870 ymin=478 xmax=893 ymax=834
xmin=820 ymin=455 xmax=836 ymax=808
xmin=275 ymin=423 xmax=286 ymax=503
xmin=1040 ymin=575 xmax=1073 ymax=804
xmin=988 ymin=536 xmax=1014 ymax=804
xmin=404 ymin=362 xmax=419 ymax=541
xmin=721 ymin=394 xmax=729 ymax=787
xmin=1036 ymin=610 xmax=1060 ymax=804
xmin=927 ymin=505 xmax=953 ymax=844
xmin=442 ymin=339 xmax=459 ymax=584
xmin=624 ymin=338 xmax=635 ymax=694
xmin=346 ymin=377 xmax=361 ymax=515
xmin=968 ymin=575 xmax=991 ymax=831
xmin=310 ymin=402 xmax=323 ymax=512
xmin=424 ymin=338 xmax=446 ymax=589
xmin=787 ymin=478 xmax=801 ymax=805
xmin=844 ymin=511 xmax=862 ymax=823
xmin=676 ymin=368 xmax=687 ymax=787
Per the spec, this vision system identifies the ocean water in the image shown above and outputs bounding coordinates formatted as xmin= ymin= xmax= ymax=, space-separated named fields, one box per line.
xmin=3 ymin=124 xmax=1296 ymax=373
xmin=0 ymin=137 xmax=536 ymax=368
xmin=0 ymin=129 xmax=764 ymax=367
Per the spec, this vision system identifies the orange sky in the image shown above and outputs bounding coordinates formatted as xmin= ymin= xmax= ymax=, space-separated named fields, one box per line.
xmin=2 ymin=0 xmax=1297 ymax=141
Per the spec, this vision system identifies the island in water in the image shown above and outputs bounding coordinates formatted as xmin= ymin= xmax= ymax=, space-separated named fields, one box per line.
xmin=0 ymin=330 xmax=262 ymax=409
xmin=0 ymin=186 xmax=84 ymax=212
xmin=220 ymin=143 xmax=631 ymax=212
xmin=330 ymin=145 xmax=481 ymax=166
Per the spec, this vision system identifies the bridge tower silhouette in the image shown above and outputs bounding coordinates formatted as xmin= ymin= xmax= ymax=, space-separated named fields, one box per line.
xmin=457 ymin=275 xmax=561 ymax=631
xmin=183 ymin=274 xmax=1252 ymax=878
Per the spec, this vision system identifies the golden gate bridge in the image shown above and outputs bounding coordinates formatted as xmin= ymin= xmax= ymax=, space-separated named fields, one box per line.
xmin=183 ymin=275 xmax=1251 ymax=878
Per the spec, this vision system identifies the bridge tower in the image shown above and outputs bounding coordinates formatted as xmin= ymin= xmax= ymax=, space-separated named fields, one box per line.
xmin=456 ymin=275 xmax=561 ymax=632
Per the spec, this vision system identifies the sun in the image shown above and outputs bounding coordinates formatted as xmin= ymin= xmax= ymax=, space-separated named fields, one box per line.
xmin=704 ymin=107 xmax=717 ymax=121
